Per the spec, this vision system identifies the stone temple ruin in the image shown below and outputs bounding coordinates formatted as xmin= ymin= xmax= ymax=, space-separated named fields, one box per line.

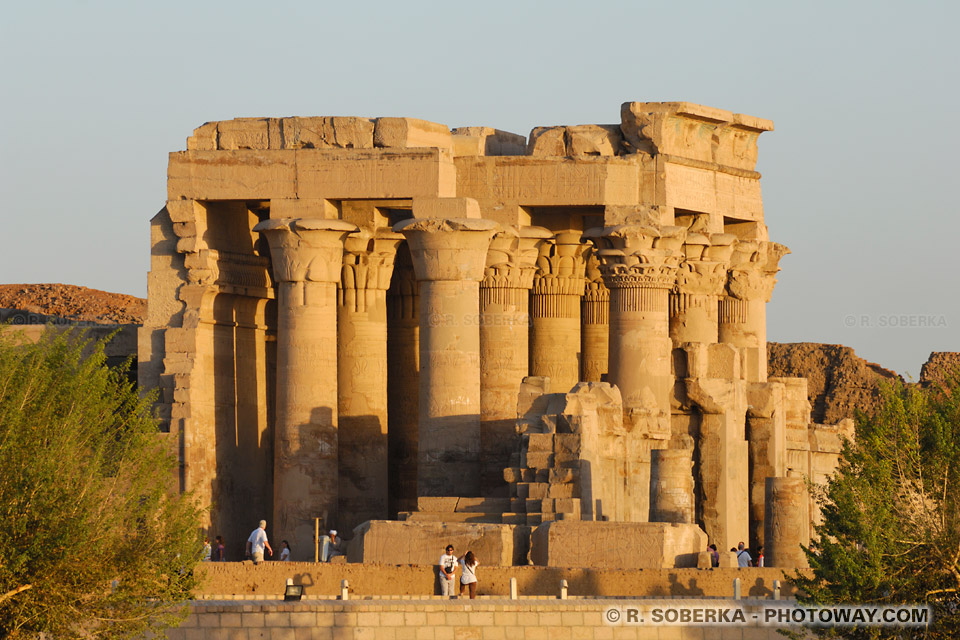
xmin=139 ymin=102 xmax=853 ymax=568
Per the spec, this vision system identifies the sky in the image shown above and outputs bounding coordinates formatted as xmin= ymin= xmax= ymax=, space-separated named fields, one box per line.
xmin=1 ymin=0 xmax=956 ymax=378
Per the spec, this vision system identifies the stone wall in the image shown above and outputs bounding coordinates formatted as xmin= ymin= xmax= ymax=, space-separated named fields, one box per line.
xmin=194 ymin=563 xmax=799 ymax=600
xmin=167 ymin=598 xmax=796 ymax=640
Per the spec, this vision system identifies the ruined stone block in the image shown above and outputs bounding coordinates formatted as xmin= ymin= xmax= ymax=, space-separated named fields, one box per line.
xmin=186 ymin=122 xmax=218 ymax=150
xmin=527 ymin=127 xmax=566 ymax=156
xmin=531 ymin=521 xmax=706 ymax=569
xmin=565 ymin=125 xmax=623 ymax=156
xmin=350 ymin=520 xmax=520 ymax=565
xmin=548 ymin=467 xmax=578 ymax=485
xmin=522 ymin=451 xmax=553 ymax=469
xmin=552 ymin=434 xmax=580 ymax=455
xmin=451 ymin=127 xmax=527 ymax=156
xmin=525 ymin=433 xmax=555 ymax=452
xmin=503 ymin=467 xmax=523 ymax=484
xmin=218 ymin=118 xmax=270 ymax=150
xmin=375 ymin=117 xmax=452 ymax=150
xmin=517 ymin=482 xmax=548 ymax=500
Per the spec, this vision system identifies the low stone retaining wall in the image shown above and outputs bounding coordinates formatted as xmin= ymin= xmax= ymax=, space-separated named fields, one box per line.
xmin=168 ymin=598 xmax=799 ymax=639
xmin=196 ymin=563 xmax=799 ymax=600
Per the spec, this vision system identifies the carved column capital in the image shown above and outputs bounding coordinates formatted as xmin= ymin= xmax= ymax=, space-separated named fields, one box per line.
xmin=254 ymin=218 xmax=359 ymax=283
xmin=531 ymin=231 xmax=588 ymax=297
xmin=483 ymin=225 xmax=551 ymax=291
xmin=676 ymin=233 xmax=738 ymax=296
xmin=341 ymin=229 xmax=404 ymax=291
xmin=586 ymin=225 xmax=686 ymax=291
xmin=393 ymin=217 xmax=498 ymax=282
xmin=339 ymin=229 xmax=404 ymax=313
xmin=584 ymin=250 xmax=610 ymax=303
xmin=727 ymin=240 xmax=790 ymax=302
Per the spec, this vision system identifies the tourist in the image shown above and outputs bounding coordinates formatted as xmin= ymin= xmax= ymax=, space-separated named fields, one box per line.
xmin=756 ymin=546 xmax=764 ymax=568
xmin=438 ymin=544 xmax=458 ymax=597
xmin=736 ymin=542 xmax=752 ymax=568
xmin=458 ymin=551 xmax=479 ymax=599
xmin=214 ymin=535 xmax=226 ymax=562
xmin=708 ymin=544 xmax=719 ymax=568
xmin=201 ymin=537 xmax=212 ymax=562
xmin=245 ymin=520 xmax=273 ymax=564
xmin=279 ymin=540 xmax=291 ymax=561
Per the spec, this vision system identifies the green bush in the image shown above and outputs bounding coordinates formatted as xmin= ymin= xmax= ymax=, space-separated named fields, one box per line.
xmin=0 ymin=329 xmax=203 ymax=639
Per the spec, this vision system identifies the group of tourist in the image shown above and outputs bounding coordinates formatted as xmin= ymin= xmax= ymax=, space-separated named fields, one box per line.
xmin=438 ymin=544 xmax=480 ymax=599
xmin=201 ymin=535 xmax=226 ymax=562
xmin=706 ymin=542 xmax=765 ymax=568
xmin=200 ymin=520 xmax=294 ymax=563
xmin=201 ymin=522 xmax=484 ymax=601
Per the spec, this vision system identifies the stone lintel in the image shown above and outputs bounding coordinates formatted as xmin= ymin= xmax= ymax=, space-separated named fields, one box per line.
xmin=168 ymin=148 xmax=455 ymax=201
xmin=412 ymin=197 xmax=480 ymax=220
xmin=455 ymin=155 xmax=642 ymax=208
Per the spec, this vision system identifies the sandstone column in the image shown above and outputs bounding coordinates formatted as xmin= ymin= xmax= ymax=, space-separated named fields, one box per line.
xmin=588 ymin=225 xmax=685 ymax=521
xmin=763 ymin=476 xmax=810 ymax=568
xmin=590 ymin=225 xmax=685 ymax=433
xmin=649 ymin=436 xmax=695 ymax=523
xmin=386 ymin=249 xmax=420 ymax=516
xmin=395 ymin=217 xmax=498 ymax=497
xmin=685 ymin=371 xmax=750 ymax=552
xmin=253 ymin=217 xmax=357 ymax=558
xmin=746 ymin=381 xmax=787 ymax=552
xmin=719 ymin=241 xmax=789 ymax=382
xmin=479 ymin=226 xmax=550 ymax=494
xmin=337 ymin=229 xmax=404 ymax=532
xmin=529 ymin=232 xmax=587 ymax=394
xmin=670 ymin=233 xmax=737 ymax=344
xmin=581 ymin=251 xmax=609 ymax=382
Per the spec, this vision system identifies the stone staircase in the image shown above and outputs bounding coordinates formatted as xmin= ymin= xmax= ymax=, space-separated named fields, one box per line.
xmin=501 ymin=424 xmax=584 ymax=526
xmin=397 ymin=497 xmax=512 ymax=524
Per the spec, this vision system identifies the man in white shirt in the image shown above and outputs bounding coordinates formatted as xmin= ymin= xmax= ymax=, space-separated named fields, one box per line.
xmin=438 ymin=545 xmax=458 ymax=597
xmin=246 ymin=520 xmax=273 ymax=564
xmin=736 ymin=542 xmax=752 ymax=568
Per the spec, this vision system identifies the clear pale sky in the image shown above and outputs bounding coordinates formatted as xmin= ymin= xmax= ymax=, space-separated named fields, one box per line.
xmin=1 ymin=1 xmax=956 ymax=378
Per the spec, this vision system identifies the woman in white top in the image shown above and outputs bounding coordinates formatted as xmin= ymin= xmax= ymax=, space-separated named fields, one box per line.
xmin=279 ymin=540 xmax=291 ymax=561
xmin=458 ymin=551 xmax=479 ymax=599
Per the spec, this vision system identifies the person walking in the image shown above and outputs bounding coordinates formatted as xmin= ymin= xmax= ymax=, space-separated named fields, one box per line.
xmin=708 ymin=544 xmax=719 ymax=568
xmin=214 ymin=536 xmax=226 ymax=562
xmin=245 ymin=520 xmax=273 ymax=564
xmin=438 ymin=544 xmax=458 ymax=597
xmin=458 ymin=551 xmax=479 ymax=599
xmin=736 ymin=542 xmax=752 ymax=568
xmin=279 ymin=540 xmax=291 ymax=562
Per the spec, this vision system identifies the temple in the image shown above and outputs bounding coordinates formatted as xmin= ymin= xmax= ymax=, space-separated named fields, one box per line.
xmin=139 ymin=102 xmax=852 ymax=567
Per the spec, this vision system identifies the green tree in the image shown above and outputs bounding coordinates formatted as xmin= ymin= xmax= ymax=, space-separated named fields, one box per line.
xmin=0 ymin=329 xmax=203 ymax=639
xmin=794 ymin=375 xmax=960 ymax=639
